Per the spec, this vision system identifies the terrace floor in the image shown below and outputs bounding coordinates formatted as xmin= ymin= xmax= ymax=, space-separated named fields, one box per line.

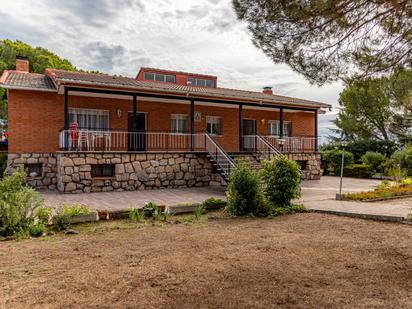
xmin=42 ymin=176 xmax=412 ymax=220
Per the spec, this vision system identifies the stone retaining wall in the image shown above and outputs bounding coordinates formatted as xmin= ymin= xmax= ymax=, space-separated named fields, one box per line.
xmin=7 ymin=153 xmax=58 ymax=189
xmin=286 ymin=153 xmax=321 ymax=180
xmin=57 ymin=153 xmax=224 ymax=193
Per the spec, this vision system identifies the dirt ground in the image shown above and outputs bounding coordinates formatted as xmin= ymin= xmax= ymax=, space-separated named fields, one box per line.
xmin=1 ymin=213 xmax=412 ymax=309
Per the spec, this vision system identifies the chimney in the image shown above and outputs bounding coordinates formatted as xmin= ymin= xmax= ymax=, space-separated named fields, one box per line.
xmin=16 ymin=56 xmax=29 ymax=72
xmin=262 ymin=86 xmax=273 ymax=95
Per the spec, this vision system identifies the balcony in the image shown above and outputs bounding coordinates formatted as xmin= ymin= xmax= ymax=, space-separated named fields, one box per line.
xmin=59 ymin=130 xmax=207 ymax=152
xmin=59 ymin=129 xmax=317 ymax=153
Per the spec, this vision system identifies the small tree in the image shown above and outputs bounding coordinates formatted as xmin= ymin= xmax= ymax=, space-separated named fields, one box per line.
xmin=225 ymin=164 xmax=268 ymax=216
xmin=0 ymin=170 xmax=44 ymax=237
xmin=260 ymin=156 xmax=301 ymax=207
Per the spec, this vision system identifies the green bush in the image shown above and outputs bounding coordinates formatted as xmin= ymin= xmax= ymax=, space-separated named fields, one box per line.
xmin=29 ymin=223 xmax=46 ymax=237
xmin=261 ymin=156 xmax=301 ymax=207
xmin=344 ymin=164 xmax=372 ymax=178
xmin=361 ymin=151 xmax=386 ymax=173
xmin=391 ymin=146 xmax=412 ymax=176
xmin=225 ymin=164 xmax=269 ymax=216
xmin=35 ymin=206 xmax=52 ymax=225
xmin=52 ymin=204 xmax=90 ymax=231
xmin=0 ymin=152 xmax=7 ymax=177
xmin=321 ymin=149 xmax=355 ymax=175
xmin=0 ymin=170 xmax=44 ymax=237
xmin=202 ymin=197 xmax=224 ymax=207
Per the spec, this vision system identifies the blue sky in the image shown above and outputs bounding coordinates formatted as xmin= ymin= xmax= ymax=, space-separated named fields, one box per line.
xmin=0 ymin=0 xmax=341 ymax=137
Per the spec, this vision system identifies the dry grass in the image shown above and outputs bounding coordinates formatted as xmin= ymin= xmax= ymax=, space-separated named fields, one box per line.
xmin=1 ymin=213 xmax=412 ymax=308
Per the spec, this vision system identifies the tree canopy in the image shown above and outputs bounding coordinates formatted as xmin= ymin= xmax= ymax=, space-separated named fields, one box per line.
xmin=334 ymin=69 xmax=412 ymax=141
xmin=0 ymin=39 xmax=77 ymax=128
xmin=233 ymin=0 xmax=412 ymax=85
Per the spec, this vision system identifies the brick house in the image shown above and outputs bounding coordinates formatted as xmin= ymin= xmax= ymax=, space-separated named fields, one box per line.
xmin=0 ymin=56 xmax=330 ymax=193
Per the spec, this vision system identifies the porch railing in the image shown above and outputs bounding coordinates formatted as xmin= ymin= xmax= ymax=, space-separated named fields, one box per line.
xmin=59 ymin=130 xmax=206 ymax=152
xmin=263 ymin=136 xmax=317 ymax=153
xmin=205 ymin=133 xmax=236 ymax=180
xmin=242 ymin=135 xmax=280 ymax=160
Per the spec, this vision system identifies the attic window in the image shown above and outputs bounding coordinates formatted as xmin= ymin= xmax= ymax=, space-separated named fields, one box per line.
xmin=188 ymin=77 xmax=214 ymax=88
xmin=144 ymin=72 xmax=176 ymax=83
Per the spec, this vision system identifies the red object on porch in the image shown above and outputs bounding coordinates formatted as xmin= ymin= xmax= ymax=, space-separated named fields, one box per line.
xmin=3 ymin=131 xmax=8 ymax=139
xmin=69 ymin=122 xmax=79 ymax=141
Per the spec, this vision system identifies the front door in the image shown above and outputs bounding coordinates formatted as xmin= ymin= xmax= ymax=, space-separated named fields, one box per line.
xmin=242 ymin=119 xmax=256 ymax=151
xmin=128 ymin=113 xmax=146 ymax=151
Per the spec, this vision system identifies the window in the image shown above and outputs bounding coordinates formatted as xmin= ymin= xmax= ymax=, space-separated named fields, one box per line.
xmin=268 ymin=120 xmax=280 ymax=136
xmin=188 ymin=77 xmax=214 ymax=88
xmin=144 ymin=72 xmax=176 ymax=83
xmin=171 ymin=114 xmax=188 ymax=133
xmin=268 ymin=120 xmax=292 ymax=137
xmin=206 ymin=116 xmax=221 ymax=135
xmin=25 ymin=163 xmax=42 ymax=177
xmin=69 ymin=108 xmax=109 ymax=130
xmin=91 ymin=164 xmax=115 ymax=178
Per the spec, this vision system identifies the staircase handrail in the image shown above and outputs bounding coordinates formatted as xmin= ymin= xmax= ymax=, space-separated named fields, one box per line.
xmin=255 ymin=134 xmax=281 ymax=160
xmin=205 ymin=133 xmax=236 ymax=178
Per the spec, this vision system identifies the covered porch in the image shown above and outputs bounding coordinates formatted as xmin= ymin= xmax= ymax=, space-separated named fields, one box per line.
xmin=58 ymin=86 xmax=319 ymax=154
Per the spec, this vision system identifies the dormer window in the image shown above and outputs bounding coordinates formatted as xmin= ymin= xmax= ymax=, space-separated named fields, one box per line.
xmin=144 ymin=72 xmax=176 ymax=83
xmin=188 ymin=77 xmax=214 ymax=88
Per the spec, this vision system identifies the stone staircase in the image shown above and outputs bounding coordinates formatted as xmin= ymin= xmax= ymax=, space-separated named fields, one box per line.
xmin=229 ymin=153 xmax=262 ymax=171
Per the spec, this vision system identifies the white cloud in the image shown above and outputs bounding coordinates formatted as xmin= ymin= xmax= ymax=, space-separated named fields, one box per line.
xmin=0 ymin=0 xmax=343 ymax=135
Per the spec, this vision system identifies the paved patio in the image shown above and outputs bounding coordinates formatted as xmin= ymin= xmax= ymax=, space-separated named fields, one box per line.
xmin=42 ymin=176 xmax=412 ymax=220
xmin=43 ymin=186 xmax=226 ymax=211
xmin=300 ymin=176 xmax=412 ymax=220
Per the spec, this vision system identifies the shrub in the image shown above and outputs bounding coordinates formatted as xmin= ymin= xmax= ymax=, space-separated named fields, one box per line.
xmin=261 ymin=156 xmax=301 ymax=207
xmin=61 ymin=204 xmax=90 ymax=216
xmin=225 ymin=164 xmax=269 ymax=216
xmin=52 ymin=204 xmax=90 ymax=231
xmin=391 ymin=146 xmax=412 ymax=176
xmin=344 ymin=164 xmax=372 ymax=178
xmin=52 ymin=213 xmax=70 ymax=231
xmin=321 ymin=149 xmax=354 ymax=175
xmin=29 ymin=223 xmax=46 ymax=237
xmin=35 ymin=206 xmax=52 ymax=225
xmin=361 ymin=151 xmax=386 ymax=173
xmin=202 ymin=197 xmax=224 ymax=207
xmin=129 ymin=208 xmax=145 ymax=223
xmin=0 ymin=170 xmax=44 ymax=237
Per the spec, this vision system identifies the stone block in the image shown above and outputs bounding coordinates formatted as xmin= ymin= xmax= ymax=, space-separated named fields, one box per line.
xmin=115 ymin=164 xmax=125 ymax=174
xmin=79 ymin=165 xmax=91 ymax=172
xmin=73 ymin=157 xmax=85 ymax=165
xmin=125 ymin=163 xmax=134 ymax=173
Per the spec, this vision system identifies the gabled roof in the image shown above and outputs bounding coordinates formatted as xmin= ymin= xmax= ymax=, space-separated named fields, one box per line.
xmin=0 ymin=68 xmax=332 ymax=110
xmin=48 ymin=69 xmax=330 ymax=109
xmin=0 ymin=71 xmax=55 ymax=91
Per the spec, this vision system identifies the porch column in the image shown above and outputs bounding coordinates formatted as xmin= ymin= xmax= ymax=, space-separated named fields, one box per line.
xmin=279 ymin=107 xmax=284 ymax=152
xmin=314 ymin=109 xmax=318 ymax=152
xmin=239 ymin=103 xmax=243 ymax=151
xmin=190 ymin=99 xmax=195 ymax=151
xmin=64 ymin=88 xmax=69 ymax=151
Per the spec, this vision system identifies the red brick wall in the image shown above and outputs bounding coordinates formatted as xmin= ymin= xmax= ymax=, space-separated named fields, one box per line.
xmin=243 ymin=109 xmax=315 ymax=137
xmin=8 ymin=91 xmax=315 ymax=153
xmin=8 ymin=90 xmax=63 ymax=153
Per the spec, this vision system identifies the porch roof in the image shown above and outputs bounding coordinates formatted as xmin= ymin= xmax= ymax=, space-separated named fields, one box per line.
xmin=0 ymin=69 xmax=331 ymax=110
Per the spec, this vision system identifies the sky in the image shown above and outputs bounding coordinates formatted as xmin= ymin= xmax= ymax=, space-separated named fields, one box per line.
xmin=0 ymin=0 xmax=341 ymax=138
